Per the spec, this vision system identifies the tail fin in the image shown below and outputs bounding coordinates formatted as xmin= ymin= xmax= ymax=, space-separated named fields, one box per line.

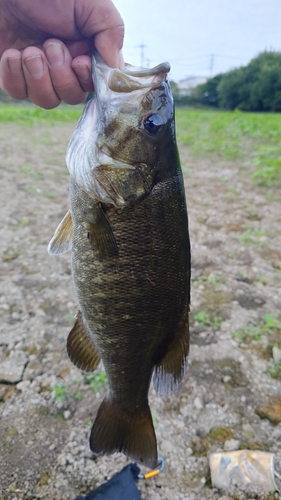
xmin=90 ymin=398 xmax=157 ymax=469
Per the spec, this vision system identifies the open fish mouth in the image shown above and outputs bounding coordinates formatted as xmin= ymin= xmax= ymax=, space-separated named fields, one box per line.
xmin=65 ymin=52 xmax=171 ymax=206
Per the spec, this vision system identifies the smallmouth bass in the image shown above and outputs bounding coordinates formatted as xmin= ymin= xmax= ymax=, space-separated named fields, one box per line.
xmin=48 ymin=53 xmax=190 ymax=469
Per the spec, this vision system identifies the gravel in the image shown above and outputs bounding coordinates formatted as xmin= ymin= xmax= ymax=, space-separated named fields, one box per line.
xmin=0 ymin=124 xmax=281 ymax=499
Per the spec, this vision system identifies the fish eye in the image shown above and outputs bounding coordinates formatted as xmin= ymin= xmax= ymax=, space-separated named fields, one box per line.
xmin=143 ymin=113 xmax=164 ymax=135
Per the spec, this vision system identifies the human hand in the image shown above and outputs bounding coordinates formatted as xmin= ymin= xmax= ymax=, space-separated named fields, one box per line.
xmin=0 ymin=0 xmax=124 ymax=108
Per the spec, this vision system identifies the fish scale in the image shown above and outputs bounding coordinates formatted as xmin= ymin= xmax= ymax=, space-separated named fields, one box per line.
xmin=48 ymin=52 xmax=190 ymax=469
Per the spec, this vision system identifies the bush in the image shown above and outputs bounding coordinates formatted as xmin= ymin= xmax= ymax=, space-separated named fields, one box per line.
xmin=217 ymin=51 xmax=281 ymax=111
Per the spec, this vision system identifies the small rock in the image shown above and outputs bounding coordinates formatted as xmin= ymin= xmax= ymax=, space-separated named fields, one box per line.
xmin=186 ymin=447 xmax=193 ymax=457
xmin=256 ymin=398 xmax=281 ymax=424
xmin=0 ymin=350 xmax=28 ymax=383
xmin=194 ymin=397 xmax=203 ymax=410
xmin=63 ymin=410 xmax=71 ymax=420
xmin=223 ymin=439 xmax=240 ymax=451
xmin=57 ymin=367 xmax=70 ymax=378
xmin=242 ymin=423 xmax=255 ymax=438
xmin=11 ymin=311 xmax=20 ymax=320
xmin=272 ymin=426 xmax=281 ymax=439
xmin=149 ymin=494 xmax=161 ymax=500
xmin=273 ymin=346 xmax=281 ymax=363
xmin=160 ymin=439 xmax=173 ymax=454
xmin=223 ymin=375 xmax=232 ymax=383
xmin=16 ymin=380 xmax=31 ymax=392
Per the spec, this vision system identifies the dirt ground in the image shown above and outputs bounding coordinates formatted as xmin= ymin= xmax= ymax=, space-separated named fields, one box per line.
xmin=0 ymin=122 xmax=281 ymax=500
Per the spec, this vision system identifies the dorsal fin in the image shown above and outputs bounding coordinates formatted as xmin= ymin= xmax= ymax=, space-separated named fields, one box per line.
xmin=67 ymin=311 xmax=100 ymax=372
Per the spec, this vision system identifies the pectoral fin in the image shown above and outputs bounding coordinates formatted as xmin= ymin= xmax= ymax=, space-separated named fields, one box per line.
xmin=86 ymin=203 xmax=118 ymax=259
xmin=67 ymin=311 xmax=100 ymax=372
xmin=48 ymin=210 xmax=73 ymax=255
xmin=153 ymin=304 xmax=190 ymax=396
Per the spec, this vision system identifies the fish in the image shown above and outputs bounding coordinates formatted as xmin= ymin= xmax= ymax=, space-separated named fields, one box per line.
xmin=48 ymin=52 xmax=191 ymax=469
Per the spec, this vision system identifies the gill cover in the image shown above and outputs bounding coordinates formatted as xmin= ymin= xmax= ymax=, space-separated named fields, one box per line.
xmin=65 ymin=52 xmax=171 ymax=204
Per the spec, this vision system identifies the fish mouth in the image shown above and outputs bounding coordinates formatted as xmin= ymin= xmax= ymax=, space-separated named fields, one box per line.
xmin=93 ymin=51 xmax=170 ymax=95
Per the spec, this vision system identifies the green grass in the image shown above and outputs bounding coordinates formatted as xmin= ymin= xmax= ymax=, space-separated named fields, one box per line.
xmin=0 ymin=103 xmax=83 ymax=126
xmin=238 ymin=229 xmax=267 ymax=246
xmin=194 ymin=310 xmax=222 ymax=329
xmin=85 ymin=371 xmax=108 ymax=397
xmin=176 ymin=108 xmax=281 ymax=185
xmin=232 ymin=313 xmax=281 ymax=344
xmin=2 ymin=104 xmax=281 ymax=186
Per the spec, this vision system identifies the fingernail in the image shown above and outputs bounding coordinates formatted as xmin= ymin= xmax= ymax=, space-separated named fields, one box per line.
xmin=73 ymin=64 xmax=91 ymax=81
xmin=118 ymin=50 xmax=125 ymax=70
xmin=7 ymin=56 xmax=22 ymax=76
xmin=45 ymin=42 xmax=64 ymax=68
xmin=24 ymin=55 xmax=44 ymax=78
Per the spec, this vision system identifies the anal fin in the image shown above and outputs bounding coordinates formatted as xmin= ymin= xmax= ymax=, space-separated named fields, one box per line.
xmin=153 ymin=304 xmax=190 ymax=396
xmin=48 ymin=210 xmax=73 ymax=255
xmin=67 ymin=311 xmax=100 ymax=372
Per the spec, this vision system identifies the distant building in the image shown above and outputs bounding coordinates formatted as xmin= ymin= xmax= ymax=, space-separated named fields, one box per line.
xmin=177 ymin=76 xmax=207 ymax=95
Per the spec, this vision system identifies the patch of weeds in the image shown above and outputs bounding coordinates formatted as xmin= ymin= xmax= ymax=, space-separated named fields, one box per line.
xmin=254 ymin=275 xmax=269 ymax=286
xmin=9 ymin=218 xmax=29 ymax=230
xmin=70 ymin=391 xmax=82 ymax=400
xmin=252 ymin=146 xmax=281 ymax=187
xmin=232 ymin=313 xmax=281 ymax=345
xmin=194 ymin=310 xmax=222 ymax=329
xmin=191 ymin=274 xmax=225 ymax=289
xmin=243 ymin=201 xmax=260 ymax=221
xmin=37 ymin=472 xmax=51 ymax=486
xmin=228 ymin=188 xmax=240 ymax=196
xmin=20 ymin=163 xmax=42 ymax=180
xmin=208 ymin=426 xmax=233 ymax=442
xmin=23 ymin=185 xmax=57 ymax=198
xmin=269 ymin=361 xmax=281 ymax=380
xmin=85 ymin=371 xmax=108 ymax=397
xmin=52 ymin=385 xmax=67 ymax=402
xmin=2 ymin=248 xmax=20 ymax=261
xmin=238 ymin=228 xmax=267 ymax=246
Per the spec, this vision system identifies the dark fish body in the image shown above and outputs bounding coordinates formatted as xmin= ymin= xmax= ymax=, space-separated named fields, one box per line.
xmin=49 ymin=54 xmax=190 ymax=469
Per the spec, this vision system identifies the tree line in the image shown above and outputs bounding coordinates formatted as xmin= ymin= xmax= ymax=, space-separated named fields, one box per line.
xmin=173 ymin=51 xmax=281 ymax=112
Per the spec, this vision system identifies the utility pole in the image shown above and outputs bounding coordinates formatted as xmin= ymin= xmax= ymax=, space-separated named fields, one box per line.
xmin=138 ymin=43 xmax=146 ymax=67
xmin=209 ymin=54 xmax=214 ymax=78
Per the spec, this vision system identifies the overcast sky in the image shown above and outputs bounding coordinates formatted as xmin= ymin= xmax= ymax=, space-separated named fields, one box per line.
xmin=114 ymin=0 xmax=281 ymax=82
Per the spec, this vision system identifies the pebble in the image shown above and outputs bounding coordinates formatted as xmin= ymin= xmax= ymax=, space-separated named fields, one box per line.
xmin=63 ymin=410 xmax=71 ymax=420
xmin=194 ymin=397 xmax=203 ymax=410
xmin=222 ymin=375 xmax=232 ymax=383
xmin=0 ymin=350 xmax=28 ymax=383
xmin=273 ymin=346 xmax=281 ymax=363
xmin=16 ymin=380 xmax=31 ymax=392
xmin=223 ymin=439 xmax=240 ymax=451
xmin=242 ymin=423 xmax=255 ymax=438
xmin=11 ymin=312 xmax=21 ymax=320
xmin=160 ymin=439 xmax=173 ymax=454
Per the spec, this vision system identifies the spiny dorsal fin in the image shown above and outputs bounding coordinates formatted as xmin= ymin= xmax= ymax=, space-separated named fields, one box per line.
xmin=48 ymin=210 xmax=73 ymax=255
xmin=153 ymin=304 xmax=190 ymax=396
xmin=86 ymin=204 xmax=118 ymax=259
xmin=67 ymin=311 xmax=100 ymax=372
